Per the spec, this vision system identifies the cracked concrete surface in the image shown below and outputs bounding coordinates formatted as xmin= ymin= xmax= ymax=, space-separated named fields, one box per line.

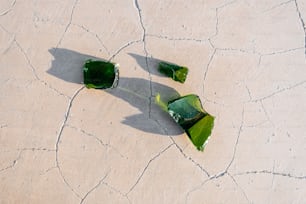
xmin=1 ymin=0 xmax=306 ymax=203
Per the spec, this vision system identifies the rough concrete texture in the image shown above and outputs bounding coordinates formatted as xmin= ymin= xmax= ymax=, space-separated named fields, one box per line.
xmin=1 ymin=0 xmax=306 ymax=203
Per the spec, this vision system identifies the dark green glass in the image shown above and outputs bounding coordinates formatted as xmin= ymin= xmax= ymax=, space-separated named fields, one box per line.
xmin=158 ymin=61 xmax=188 ymax=83
xmin=167 ymin=94 xmax=214 ymax=151
xmin=83 ymin=59 xmax=119 ymax=89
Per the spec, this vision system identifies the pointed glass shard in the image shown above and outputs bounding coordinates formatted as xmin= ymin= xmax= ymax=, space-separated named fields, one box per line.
xmin=186 ymin=114 xmax=214 ymax=151
xmin=157 ymin=94 xmax=214 ymax=151
xmin=158 ymin=61 xmax=188 ymax=83
xmin=83 ymin=59 xmax=119 ymax=89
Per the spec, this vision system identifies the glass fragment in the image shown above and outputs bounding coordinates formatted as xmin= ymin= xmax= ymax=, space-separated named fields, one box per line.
xmin=156 ymin=94 xmax=215 ymax=151
xmin=83 ymin=59 xmax=119 ymax=89
xmin=158 ymin=61 xmax=188 ymax=83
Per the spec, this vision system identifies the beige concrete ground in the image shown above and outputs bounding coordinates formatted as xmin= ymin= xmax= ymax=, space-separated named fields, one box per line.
xmin=1 ymin=0 xmax=306 ymax=203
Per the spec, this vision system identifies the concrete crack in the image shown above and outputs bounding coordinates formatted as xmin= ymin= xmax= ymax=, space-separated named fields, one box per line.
xmin=146 ymin=34 xmax=206 ymax=43
xmin=126 ymin=143 xmax=174 ymax=194
xmin=206 ymin=10 xmax=219 ymax=49
xmin=0 ymin=150 xmax=22 ymax=173
xmin=244 ymin=120 xmax=269 ymax=128
xmin=185 ymin=171 xmax=250 ymax=204
xmin=259 ymin=101 xmax=275 ymax=128
xmin=224 ymin=107 xmax=245 ymax=173
xmin=259 ymin=46 xmax=304 ymax=56
xmin=133 ymin=0 xmax=153 ymax=117
xmin=134 ymin=0 xmax=146 ymax=42
xmin=245 ymin=84 xmax=253 ymax=101
xmin=0 ymin=124 xmax=8 ymax=128
xmin=197 ymin=106 xmax=245 ymax=181
xmin=80 ymin=173 xmax=109 ymax=204
xmin=211 ymin=8 xmax=220 ymax=39
xmin=294 ymin=0 xmax=306 ymax=57
xmin=40 ymin=80 xmax=70 ymax=98
xmin=55 ymin=0 xmax=79 ymax=49
xmin=252 ymin=79 xmax=306 ymax=102
xmin=203 ymin=48 xmax=216 ymax=99
xmin=0 ymin=0 xmax=16 ymax=16
xmin=271 ymin=160 xmax=276 ymax=188
xmin=184 ymin=177 xmax=211 ymax=204
xmin=152 ymin=117 xmax=169 ymax=136
xmin=0 ymin=147 xmax=55 ymax=174
xmin=66 ymin=124 xmax=127 ymax=159
xmin=72 ymin=23 xmax=110 ymax=56
xmin=55 ymin=86 xmax=85 ymax=199
xmin=208 ymin=1 xmax=237 ymax=45
xmin=262 ymin=0 xmax=294 ymax=13
xmin=185 ymin=171 xmax=233 ymax=204
xmin=108 ymin=39 xmax=142 ymax=61
xmin=228 ymin=173 xmax=251 ymax=204
xmin=217 ymin=47 xmax=257 ymax=54
xmin=13 ymin=38 xmax=69 ymax=98
xmin=216 ymin=0 xmax=237 ymax=10
xmin=171 ymin=137 xmax=210 ymax=177
xmin=66 ymin=124 xmax=109 ymax=147
xmin=214 ymin=45 xmax=301 ymax=57
xmin=102 ymin=181 xmax=131 ymax=204
xmin=234 ymin=169 xmax=306 ymax=180
xmin=257 ymin=55 xmax=262 ymax=66
xmin=40 ymin=166 xmax=58 ymax=176
xmin=16 ymin=147 xmax=55 ymax=152
xmin=14 ymin=40 xmax=39 ymax=80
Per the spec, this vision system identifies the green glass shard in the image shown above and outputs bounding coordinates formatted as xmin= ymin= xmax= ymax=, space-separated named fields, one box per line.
xmin=168 ymin=94 xmax=206 ymax=130
xmin=186 ymin=115 xmax=214 ymax=151
xmin=158 ymin=61 xmax=188 ymax=83
xmin=165 ymin=94 xmax=214 ymax=151
xmin=83 ymin=59 xmax=119 ymax=89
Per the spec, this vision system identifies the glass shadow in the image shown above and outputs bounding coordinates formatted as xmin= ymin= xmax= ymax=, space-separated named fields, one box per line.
xmin=47 ymin=48 xmax=183 ymax=135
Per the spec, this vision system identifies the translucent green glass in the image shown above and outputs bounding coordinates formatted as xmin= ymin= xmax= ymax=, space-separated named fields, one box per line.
xmin=167 ymin=94 xmax=215 ymax=151
xmin=158 ymin=61 xmax=188 ymax=83
xmin=83 ymin=59 xmax=119 ymax=89
xmin=186 ymin=115 xmax=214 ymax=151
xmin=167 ymin=95 xmax=206 ymax=130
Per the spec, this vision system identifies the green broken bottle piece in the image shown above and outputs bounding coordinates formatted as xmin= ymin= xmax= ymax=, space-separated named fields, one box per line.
xmin=167 ymin=94 xmax=206 ymax=130
xmin=158 ymin=61 xmax=188 ymax=83
xmin=83 ymin=59 xmax=119 ymax=89
xmin=186 ymin=114 xmax=214 ymax=151
xmin=158 ymin=94 xmax=214 ymax=151
xmin=168 ymin=94 xmax=215 ymax=151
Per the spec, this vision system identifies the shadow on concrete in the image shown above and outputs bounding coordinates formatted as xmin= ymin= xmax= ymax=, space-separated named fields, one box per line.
xmin=47 ymin=48 xmax=183 ymax=135
xmin=128 ymin=53 xmax=172 ymax=78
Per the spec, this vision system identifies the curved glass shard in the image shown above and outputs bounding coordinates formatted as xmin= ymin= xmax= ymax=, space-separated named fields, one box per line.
xmin=186 ymin=114 xmax=214 ymax=151
xmin=168 ymin=94 xmax=206 ymax=130
xmin=166 ymin=94 xmax=215 ymax=151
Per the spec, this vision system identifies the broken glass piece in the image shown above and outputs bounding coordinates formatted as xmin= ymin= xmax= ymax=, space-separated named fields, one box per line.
xmin=158 ymin=61 xmax=188 ymax=83
xmin=167 ymin=94 xmax=206 ymax=130
xmin=186 ymin=114 xmax=214 ymax=151
xmin=83 ymin=59 xmax=119 ymax=89
xmin=156 ymin=94 xmax=214 ymax=151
